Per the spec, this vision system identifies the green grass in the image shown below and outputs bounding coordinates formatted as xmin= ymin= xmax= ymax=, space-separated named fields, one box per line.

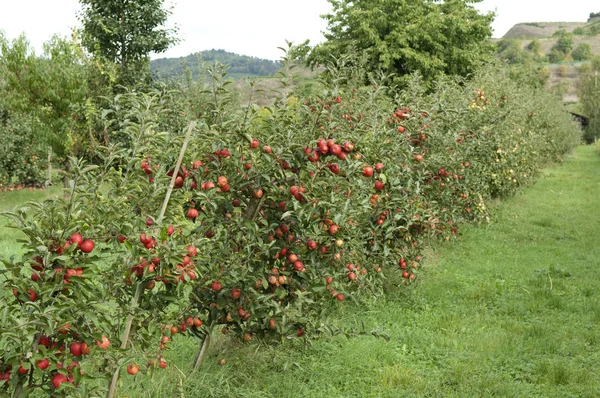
xmin=0 ymin=187 xmax=61 ymax=261
xmin=2 ymin=147 xmax=600 ymax=397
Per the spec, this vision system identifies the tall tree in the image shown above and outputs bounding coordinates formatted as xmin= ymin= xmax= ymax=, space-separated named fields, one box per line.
xmin=309 ymin=0 xmax=495 ymax=87
xmin=579 ymin=57 xmax=600 ymax=143
xmin=79 ymin=0 xmax=177 ymax=86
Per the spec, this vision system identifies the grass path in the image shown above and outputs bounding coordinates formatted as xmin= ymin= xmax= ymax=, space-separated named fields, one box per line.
xmin=122 ymin=145 xmax=600 ymax=397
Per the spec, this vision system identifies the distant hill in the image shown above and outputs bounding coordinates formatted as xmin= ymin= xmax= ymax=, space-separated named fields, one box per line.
xmin=498 ymin=13 xmax=600 ymax=105
xmin=503 ymin=14 xmax=600 ymax=39
xmin=503 ymin=22 xmax=589 ymax=39
xmin=151 ymin=49 xmax=281 ymax=80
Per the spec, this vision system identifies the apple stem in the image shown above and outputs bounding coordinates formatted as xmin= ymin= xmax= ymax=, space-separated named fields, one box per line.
xmin=157 ymin=121 xmax=197 ymax=224
xmin=107 ymin=281 xmax=144 ymax=398
xmin=193 ymin=333 xmax=211 ymax=370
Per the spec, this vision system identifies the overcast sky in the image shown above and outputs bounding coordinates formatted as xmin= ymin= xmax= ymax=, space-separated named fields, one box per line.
xmin=0 ymin=0 xmax=598 ymax=61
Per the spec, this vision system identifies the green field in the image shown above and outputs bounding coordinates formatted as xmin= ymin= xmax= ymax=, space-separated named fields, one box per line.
xmin=1 ymin=146 xmax=599 ymax=397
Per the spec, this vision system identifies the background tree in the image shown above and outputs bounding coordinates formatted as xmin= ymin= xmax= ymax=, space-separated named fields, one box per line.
xmin=572 ymin=43 xmax=593 ymax=61
xmin=579 ymin=57 xmax=600 ymax=143
xmin=79 ymin=0 xmax=178 ymax=86
xmin=0 ymin=33 xmax=94 ymax=186
xmin=550 ymin=30 xmax=573 ymax=61
xmin=527 ymin=39 xmax=542 ymax=60
xmin=497 ymin=38 xmax=530 ymax=64
xmin=308 ymin=0 xmax=495 ymax=87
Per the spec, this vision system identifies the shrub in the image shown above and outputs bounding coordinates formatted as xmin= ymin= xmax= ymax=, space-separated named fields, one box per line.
xmin=572 ymin=43 xmax=593 ymax=61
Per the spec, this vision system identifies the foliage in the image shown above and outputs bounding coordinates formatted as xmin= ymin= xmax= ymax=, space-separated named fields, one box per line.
xmin=579 ymin=57 xmax=600 ymax=143
xmin=0 ymin=33 xmax=104 ymax=188
xmin=151 ymin=49 xmax=281 ymax=81
xmin=547 ymin=49 xmax=566 ymax=63
xmin=497 ymin=39 xmax=530 ymax=64
xmin=0 ymin=50 xmax=581 ymax=398
xmin=308 ymin=0 xmax=496 ymax=88
xmin=115 ymin=146 xmax=600 ymax=398
xmin=551 ymin=31 xmax=574 ymax=56
xmin=527 ymin=39 xmax=542 ymax=61
xmin=79 ymin=0 xmax=178 ymax=86
xmin=572 ymin=43 xmax=593 ymax=61
xmin=0 ymin=109 xmax=47 ymax=188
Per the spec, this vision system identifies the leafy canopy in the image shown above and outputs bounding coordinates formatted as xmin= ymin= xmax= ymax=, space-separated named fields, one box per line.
xmin=309 ymin=0 xmax=495 ymax=87
xmin=79 ymin=0 xmax=177 ymax=85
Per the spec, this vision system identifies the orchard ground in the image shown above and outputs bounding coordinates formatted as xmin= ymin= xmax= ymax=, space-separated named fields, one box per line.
xmin=2 ymin=146 xmax=598 ymax=397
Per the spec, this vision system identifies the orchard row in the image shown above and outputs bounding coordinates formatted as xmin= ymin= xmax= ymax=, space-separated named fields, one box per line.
xmin=0 ymin=63 xmax=580 ymax=396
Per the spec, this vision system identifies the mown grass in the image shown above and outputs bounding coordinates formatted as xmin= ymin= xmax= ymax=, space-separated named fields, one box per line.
xmin=2 ymin=147 xmax=599 ymax=397
xmin=0 ymin=187 xmax=61 ymax=262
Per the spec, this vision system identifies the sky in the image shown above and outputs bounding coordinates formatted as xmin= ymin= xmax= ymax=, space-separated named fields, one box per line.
xmin=0 ymin=0 xmax=598 ymax=61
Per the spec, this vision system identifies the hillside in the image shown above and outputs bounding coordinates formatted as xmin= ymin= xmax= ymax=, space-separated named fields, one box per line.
xmin=498 ymin=14 xmax=600 ymax=105
xmin=151 ymin=49 xmax=281 ymax=80
xmin=504 ymin=15 xmax=600 ymax=39
xmin=504 ymin=22 xmax=588 ymax=39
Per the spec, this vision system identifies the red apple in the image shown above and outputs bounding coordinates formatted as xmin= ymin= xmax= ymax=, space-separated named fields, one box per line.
xmin=187 ymin=208 xmax=199 ymax=220
xmin=51 ymin=373 xmax=68 ymax=389
xmin=80 ymin=239 xmax=95 ymax=253
xmin=36 ymin=359 xmax=49 ymax=371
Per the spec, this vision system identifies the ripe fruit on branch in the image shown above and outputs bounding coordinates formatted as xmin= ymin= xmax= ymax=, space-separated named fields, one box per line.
xmin=51 ymin=373 xmax=68 ymax=389
xmin=362 ymin=166 xmax=374 ymax=177
xmin=327 ymin=163 xmax=340 ymax=175
xmin=211 ymin=281 xmax=222 ymax=292
xmin=127 ymin=364 xmax=139 ymax=375
xmin=375 ymin=163 xmax=384 ymax=171
xmin=70 ymin=342 xmax=82 ymax=357
xmin=97 ymin=336 xmax=110 ymax=350
xmin=80 ymin=239 xmax=95 ymax=253
xmin=36 ymin=359 xmax=49 ymax=370
xmin=293 ymin=261 xmax=305 ymax=272
xmin=187 ymin=208 xmax=199 ymax=220
xmin=375 ymin=181 xmax=384 ymax=191
xmin=250 ymin=139 xmax=259 ymax=149
xmin=217 ymin=176 xmax=228 ymax=187
xmin=328 ymin=225 xmax=339 ymax=235
xmin=69 ymin=233 xmax=83 ymax=248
